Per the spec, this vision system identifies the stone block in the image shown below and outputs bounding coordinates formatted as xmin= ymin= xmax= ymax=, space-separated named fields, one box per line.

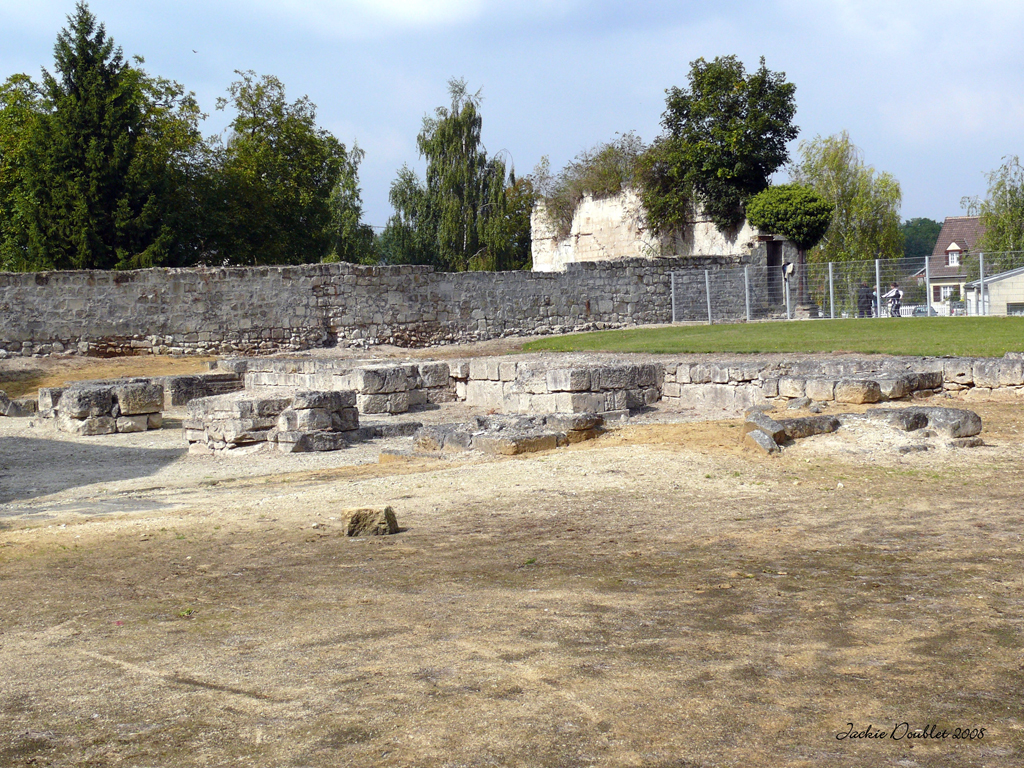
xmin=675 ymin=363 xmax=693 ymax=384
xmin=545 ymin=413 xmax=602 ymax=431
xmin=498 ymin=361 xmax=518 ymax=382
xmin=778 ymin=377 xmax=806 ymax=399
xmin=357 ymin=391 xmax=410 ymax=414
xmin=998 ymin=360 xmax=1024 ymax=386
xmin=60 ymin=386 xmax=114 ymax=418
xmin=876 ymin=375 xmax=916 ymax=401
xmin=778 ymin=415 xmax=841 ymax=440
xmin=916 ymin=371 xmax=944 ymax=390
xmin=743 ymin=412 xmax=787 ymax=443
xmin=291 ymin=390 xmax=355 ymax=410
xmin=911 ymin=407 xmax=982 ymax=438
xmin=473 ymin=432 xmax=560 ymax=455
xmin=418 ymin=362 xmax=450 ymax=388
xmin=341 ymin=506 xmax=400 ymax=536
xmin=332 ymin=408 xmax=359 ymax=432
xmin=597 ymin=365 xmax=638 ymax=390
xmin=804 ymin=379 xmax=835 ymax=402
xmin=943 ymin=358 xmax=974 ymax=385
xmin=689 ymin=364 xmax=713 ymax=384
xmin=865 ymin=408 xmax=930 ymax=431
xmin=468 ymin=358 xmax=501 ymax=381
xmin=277 ymin=408 xmax=334 ymax=433
xmin=414 ymin=424 xmax=473 ymax=452
xmin=546 ymin=367 xmax=591 ymax=392
xmin=464 ymin=380 xmax=504 ymax=410
xmin=760 ymin=378 xmax=779 ymax=398
xmin=973 ymin=360 xmax=1001 ymax=388
xmin=743 ymin=429 xmax=780 ymax=454
xmin=59 ymin=414 xmax=117 ymax=436
xmin=563 ymin=427 xmax=603 ymax=444
xmin=276 ymin=431 xmax=349 ymax=453
xmin=38 ymin=387 xmax=64 ymax=413
xmin=114 ymin=382 xmax=164 ymax=415
xmin=116 ymin=415 xmax=150 ymax=433
xmin=449 ymin=360 xmax=471 ymax=379
xmin=552 ymin=392 xmax=605 ymax=413
xmin=834 ymin=379 xmax=882 ymax=404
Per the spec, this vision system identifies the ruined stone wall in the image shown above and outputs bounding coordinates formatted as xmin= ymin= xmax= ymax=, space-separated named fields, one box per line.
xmin=531 ymin=187 xmax=779 ymax=273
xmin=0 ymin=256 xmax=747 ymax=357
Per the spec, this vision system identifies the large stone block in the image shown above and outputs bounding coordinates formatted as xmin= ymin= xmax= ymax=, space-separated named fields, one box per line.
xmin=778 ymin=377 xmax=806 ymax=399
xmin=546 ymin=368 xmax=591 ymax=392
xmin=778 ymin=415 xmax=841 ymax=439
xmin=417 ymin=362 xmax=451 ymax=389
xmin=876 ymin=375 xmax=916 ymax=401
xmin=804 ymin=379 xmax=835 ymax=402
xmin=60 ymin=386 xmax=114 ymax=418
xmin=331 ymin=408 xmax=360 ymax=432
xmin=943 ymin=358 xmax=974 ymax=386
xmin=834 ymin=379 xmax=882 ymax=404
xmin=116 ymin=415 xmax=150 ymax=433
xmin=743 ymin=411 xmax=787 ymax=443
xmin=341 ymin=366 xmax=408 ymax=394
xmin=277 ymin=408 xmax=334 ymax=433
xmin=596 ymin=365 xmax=638 ymax=390
xmin=58 ymin=413 xmax=117 ymax=435
xmin=357 ymin=391 xmax=410 ymax=414
xmin=291 ymin=390 xmax=356 ymax=410
xmin=973 ymin=360 xmax=1001 ymax=388
xmin=743 ymin=429 xmax=780 ymax=454
xmin=114 ymin=382 xmax=164 ymax=415
xmin=468 ymin=358 xmax=501 ymax=381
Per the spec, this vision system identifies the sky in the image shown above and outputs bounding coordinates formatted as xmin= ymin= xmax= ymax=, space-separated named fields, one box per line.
xmin=2 ymin=0 xmax=1023 ymax=231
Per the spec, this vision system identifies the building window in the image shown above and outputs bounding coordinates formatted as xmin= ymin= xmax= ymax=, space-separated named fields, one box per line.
xmin=941 ymin=285 xmax=955 ymax=300
xmin=947 ymin=250 xmax=961 ymax=266
xmin=1008 ymin=303 xmax=1024 ymax=317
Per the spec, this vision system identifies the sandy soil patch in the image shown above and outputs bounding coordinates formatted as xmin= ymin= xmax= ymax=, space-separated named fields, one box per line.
xmin=1 ymin=351 xmax=1023 ymax=767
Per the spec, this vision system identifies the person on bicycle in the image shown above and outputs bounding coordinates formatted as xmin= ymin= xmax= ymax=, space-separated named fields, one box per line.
xmin=882 ymin=282 xmax=903 ymax=317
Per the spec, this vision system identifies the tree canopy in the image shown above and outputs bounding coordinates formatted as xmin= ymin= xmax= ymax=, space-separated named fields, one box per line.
xmin=746 ymin=184 xmax=833 ymax=253
xmin=967 ymin=155 xmax=1024 ymax=259
xmin=901 ymin=217 xmax=942 ymax=261
xmin=0 ymin=2 xmax=372 ymax=271
xmin=382 ymin=79 xmax=532 ymax=271
xmin=642 ymin=55 xmax=798 ymax=232
xmin=790 ymin=131 xmax=902 ymax=263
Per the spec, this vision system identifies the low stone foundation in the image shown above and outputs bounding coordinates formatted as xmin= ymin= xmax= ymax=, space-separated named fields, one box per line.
xmin=44 ymin=381 xmax=165 ymax=435
xmin=184 ymin=390 xmax=360 ymax=453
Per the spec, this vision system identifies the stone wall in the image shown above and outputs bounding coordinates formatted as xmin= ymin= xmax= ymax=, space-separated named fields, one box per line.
xmin=0 ymin=256 xmax=749 ymax=358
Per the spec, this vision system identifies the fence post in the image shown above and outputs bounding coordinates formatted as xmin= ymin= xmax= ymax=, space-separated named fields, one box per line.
xmin=828 ymin=262 xmax=835 ymax=319
xmin=785 ymin=274 xmax=792 ymax=320
xmin=875 ymin=259 xmax=882 ymax=318
xmin=744 ymin=265 xmax=751 ymax=322
xmin=925 ymin=255 xmax=932 ymax=315
xmin=704 ymin=269 xmax=713 ymax=325
xmin=979 ymin=252 xmax=986 ymax=316
xmin=670 ymin=271 xmax=676 ymax=323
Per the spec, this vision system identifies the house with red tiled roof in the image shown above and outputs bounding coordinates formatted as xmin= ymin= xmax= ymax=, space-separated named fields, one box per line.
xmin=918 ymin=216 xmax=986 ymax=305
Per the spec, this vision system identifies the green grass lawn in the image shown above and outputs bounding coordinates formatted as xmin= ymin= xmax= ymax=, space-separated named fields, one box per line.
xmin=521 ymin=317 xmax=1024 ymax=358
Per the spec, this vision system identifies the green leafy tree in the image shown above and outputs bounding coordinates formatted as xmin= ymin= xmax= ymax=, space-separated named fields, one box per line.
xmin=962 ymin=155 xmax=1024 ymax=277
xmin=790 ymin=131 xmax=902 ymax=264
xmin=747 ymin=184 xmax=833 ymax=304
xmin=19 ymin=2 xmax=169 ymax=270
xmin=385 ymin=79 xmax=530 ymax=271
xmin=643 ymin=55 xmax=798 ymax=232
xmin=1 ymin=3 xmax=208 ymax=271
xmin=325 ymin=143 xmax=376 ymax=264
xmin=0 ymin=74 xmax=42 ymax=271
xmin=901 ymin=217 xmax=942 ymax=260
xmin=534 ymin=132 xmax=645 ymax=239
xmin=207 ymin=71 xmax=353 ymax=265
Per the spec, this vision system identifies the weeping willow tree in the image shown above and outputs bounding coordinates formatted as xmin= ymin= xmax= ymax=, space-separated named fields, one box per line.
xmin=380 ymin=79 xmax=531 ymax=271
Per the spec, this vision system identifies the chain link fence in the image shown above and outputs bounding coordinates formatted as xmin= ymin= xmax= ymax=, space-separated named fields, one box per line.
xmin=669 ymin=252 xmax=1024 ymax=323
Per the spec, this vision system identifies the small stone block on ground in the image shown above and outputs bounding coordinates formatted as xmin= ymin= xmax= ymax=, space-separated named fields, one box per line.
xmin=341 ymin=506 xmax=399 ymax=536
xmin=743 ymin=429 xmax=780 ymax=454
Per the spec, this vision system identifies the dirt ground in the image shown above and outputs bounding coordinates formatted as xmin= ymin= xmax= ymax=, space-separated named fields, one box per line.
xmin=1 ymin=348 xmax=1023 ymax=767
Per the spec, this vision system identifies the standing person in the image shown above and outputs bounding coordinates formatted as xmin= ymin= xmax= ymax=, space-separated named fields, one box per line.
xmin=882 ymin=282 xmax=903 ymax=317
xmin=856 ymin=282 xmax=873 ymax=318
